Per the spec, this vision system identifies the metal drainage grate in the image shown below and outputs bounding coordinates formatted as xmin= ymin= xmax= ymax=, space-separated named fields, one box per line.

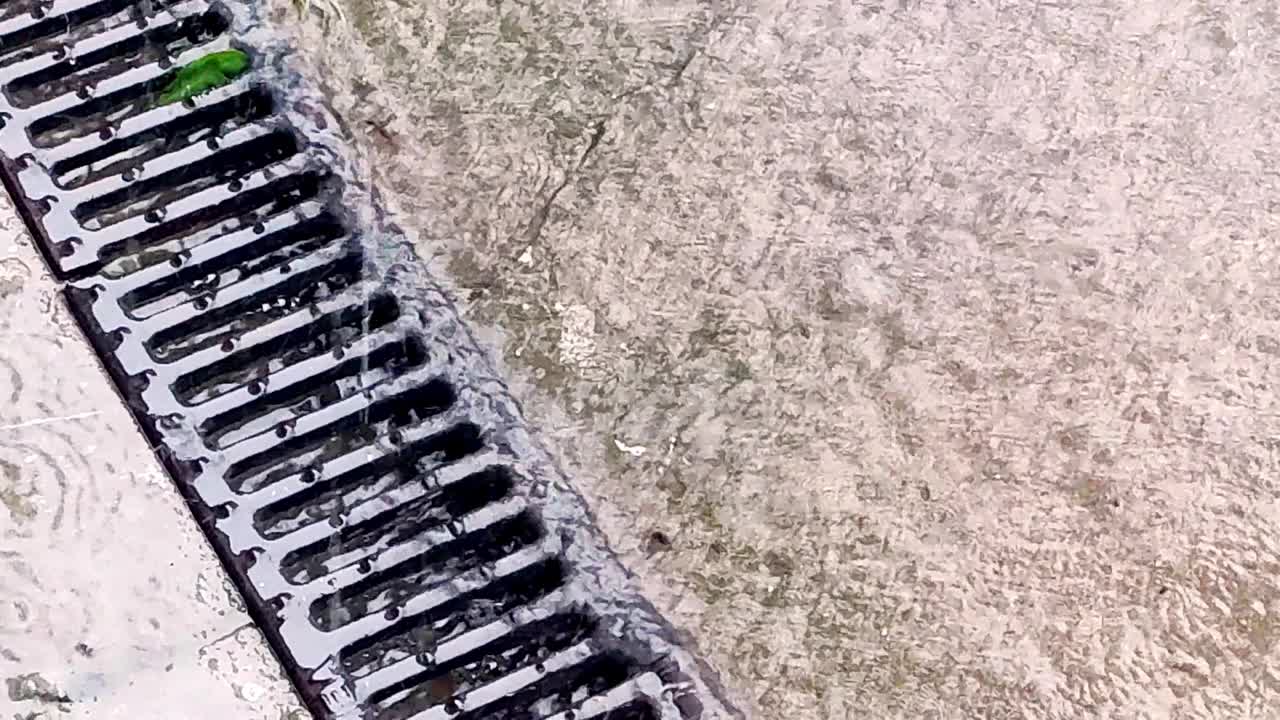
xmin=0 ymin=1 xmax=743 ymax=719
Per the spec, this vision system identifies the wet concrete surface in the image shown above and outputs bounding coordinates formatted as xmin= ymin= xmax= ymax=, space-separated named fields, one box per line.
xmin=0 ymin=197 xmax=304 ymax=718
xmin=277 ymin=1 xmax=1280 ymax=718
xmin=7 ymin=1 xmax=1280 ymax=719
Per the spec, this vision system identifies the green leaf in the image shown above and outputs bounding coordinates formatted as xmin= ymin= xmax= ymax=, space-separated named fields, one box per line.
xmin=156 ymin=49 xmax=252 ymax=106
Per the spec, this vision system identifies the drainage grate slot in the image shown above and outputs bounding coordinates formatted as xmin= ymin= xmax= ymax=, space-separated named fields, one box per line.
xmin=452 ymin=649 xmax=635 ymax=720
xmin=53 ymin=84 xmax=271 ymax=189
xmin=74 ymin=128 xmax=296 ymax=228
xmin=371 ymin=611 xmax=597 ymax=719
xmin=121 ymin=209 xmax=343 ymax=318
xmin=281 ymin=464 xmax=513 ymax=584
xmin=95 ymin=169 xmax=325 ymax=274
xmin=0 ymin=0 xmax=146 ymax=66
xmin=310 ymin=510 xmax=543 ymax=631
xmin=201 ymin=332 xmax=425 ymax=449
xmin=144 ymin=240 xmax=357 ymax=361
xmin=5 ymin=8 xmax=227 ymax=108
xmin=339 ymin=557 xmax=567 ymax=680
xmin=26 ymin=43 xmax=231 ymax=147
xmin=171 ymin=289 xmax=399 ymax=405
xmin=255 ymin=423 xmax=485 ymax=540
xmin=29 ymin=75 xmax=162 ymax=147
xmin=224 ymin=377 xmax=458 ymax=493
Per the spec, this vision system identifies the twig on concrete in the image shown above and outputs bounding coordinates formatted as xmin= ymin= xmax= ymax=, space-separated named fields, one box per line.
xmin=0 ymin=411 xmax=101 ymax=432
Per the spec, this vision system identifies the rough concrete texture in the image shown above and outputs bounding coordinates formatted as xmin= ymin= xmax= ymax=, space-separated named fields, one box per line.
xmin=5 ymin=1 xmax=1280 ymax=719
xmin=273 ymin=1 xmax=1280 ymax=718
xmin=0 ymin=198 xmax=305 ymax=718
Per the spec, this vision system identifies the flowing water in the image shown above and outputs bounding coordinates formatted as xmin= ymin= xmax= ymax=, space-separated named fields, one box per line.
xmin=278 ymin=1 xmax=1280 ymax=718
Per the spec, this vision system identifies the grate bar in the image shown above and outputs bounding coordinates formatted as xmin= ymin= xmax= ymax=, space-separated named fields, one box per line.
xmin=285 ymin=496 xmax=531 ymax=601
xmin=38 ymin=79 xmax=255 ymax=165
xmin=0 ymin=0 xmax=116 ymax=40
xmin=55 ymin=151 xmax=311 ymax=271
xmin=232 ymin=418 xmax=500 ymax=522
xmin=256 ymin=412 xmax=483 ymax=557
xmin=50 ymin=159 xmax=312 ymax=270
xmin=56 ymin=121 xmax=279 ymax=207
xmin=540 ymin=680 xmax=659 ymax=720
xmin=210 ymin=369 xmax=451 ymax=471
xmin=14 ymin=34 xmax=231 ymax=116
xmin=133 ymin=236 xmax=350 ymax=339
xmin=322 ymin=539 xmax=564 ymax=652
xmin=105 ymin=200 xmax=329 ymax=301
xmin=0 ymin=0 xmax=197 ymax=82
xmin=186 ymin=325 xmax=410 ymax=430
xmin=129 ymin=278 xmax=378 ymax=380
xmin=352 ymin=594 xmax=568 ymax=702
xmin=405 ymin=642 xmax=599 ymax=720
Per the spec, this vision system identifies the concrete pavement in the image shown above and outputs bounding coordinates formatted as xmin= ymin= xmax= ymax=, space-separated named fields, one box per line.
xmin=0 ymin=196 xmax=303 ymax=719
xmin=9 ymin=1 xmax=1280 ymax=718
